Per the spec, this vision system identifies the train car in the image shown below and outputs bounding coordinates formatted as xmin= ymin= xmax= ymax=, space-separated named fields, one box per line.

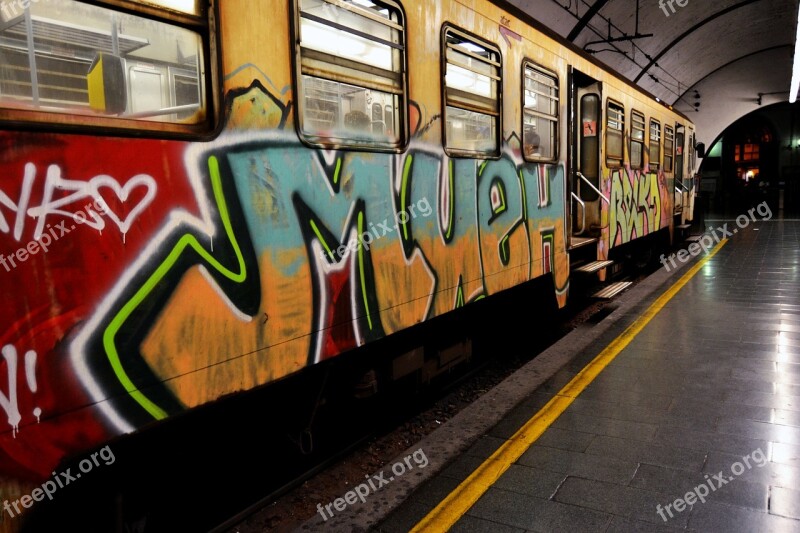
xmin=0 ymin=0 xmax=696 ymax=528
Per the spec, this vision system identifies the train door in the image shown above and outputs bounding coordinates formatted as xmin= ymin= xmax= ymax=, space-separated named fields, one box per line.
xmin=686 ymin=128 xmax=696 ymax=221
xmin=674 ymin=124 xmax=686 ymax=219
xmin=567 ymin=68 xmax=603 ymax=248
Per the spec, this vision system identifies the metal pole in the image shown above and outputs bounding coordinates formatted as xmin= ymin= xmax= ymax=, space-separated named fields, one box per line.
xmin=111 ymin=14 xmax=119 ymax=56
xmin=24 ymin=5 xmax=38 ymax=105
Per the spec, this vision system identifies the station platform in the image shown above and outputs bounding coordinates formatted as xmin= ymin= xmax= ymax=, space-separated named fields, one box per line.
xmin=297 ymin=219 xmax=800 ymax=533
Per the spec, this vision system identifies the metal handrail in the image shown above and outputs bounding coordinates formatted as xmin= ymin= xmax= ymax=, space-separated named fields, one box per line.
xmin=571 ymin=192 xmax=586 ymax=235
xmin=576 ymin=172 xmax=609 ymax=204
xmin=676 ymin=180 xmax=691 ymax=192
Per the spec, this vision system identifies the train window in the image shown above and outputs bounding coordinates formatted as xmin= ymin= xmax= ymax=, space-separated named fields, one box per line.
xmin=0 ymin=0 xmax=206 ymax=129
xmin=522 ymin=61 xmax=558 ymax=162
xmin=606 ymin=100 xmax=624 ymax=166
xmin=442 ymin=26 xmax=501 ymax=157
xmin=294 ymin=0 xmax=407 ymax=150
xmin=649 ymin=119 xmax=661 ymax=170
xmin=664 ymin=125 xmax=675 ymax=172
xmin=630 ymin=110 xmax=645 ymax=170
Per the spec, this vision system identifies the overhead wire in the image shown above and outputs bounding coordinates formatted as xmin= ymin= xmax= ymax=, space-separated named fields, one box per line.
xmin=549 ymin=0 xmax=694 ymax=107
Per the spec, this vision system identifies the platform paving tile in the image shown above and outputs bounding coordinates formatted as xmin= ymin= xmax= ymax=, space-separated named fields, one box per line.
xmin=517 ymin=445 xmax=638 ymax=486
xmin=653 ymin=425 xmax=770 ymax=457
xmin=726 ymin=375 xmax=796 ymax=394
xmin=551 ymin=476 xmax=689 ymax=527
xmin=601 ymin=358 xmax=733 ymax=382
xmin=584 ymin=371 xmax=729 ymax=401
xmin=584 ymin=435 xmax=706 ymax=472
xmin=567 ymin=396 xmax=711 ymax=431
xmin=731 ymin=367 xmax=800 ymax=386
xmin=720 ymin=389 xmax=800 ymax=412
xmin=702 ymin=451 xmax=800 ymax=488
xmin=770 ymin=486 xmax=800 ymax=520
xmin=630 ymin=463 xmax=769 ymax=512
xmin=448 ymin=514 xmax=526 ymax=533
xmin=534 ymin=426 xmax=595 ymax=453
xmin=466 ymin=486 xmax=612 ymax=532
xmin=604 ymin=515 xmax=696 ymax=532
xmin=772 ymin=442 xmax=800 ymax=468
xmin=718 ymin=376 xmax=788 ymax=394
xmin=730 ymin=358 xmax=800 ymax=375
xmin=575 ymin=387 xmax=673 ymax=409
xmin=550 ymin=411 xmax=658 ymax=441
xmin=621 ymin=338 xmax=710 ymax=354
xmin=744 ymin=336 xmax=800 ymax=350
xmin=715 ymin=417 xmax=800 ymax=445
xmin=748 ymin=330 xmax=800 ymax=343
xmin=667 ymin=397 xmax=774 ymax=422
xmin=566 ymin=395 xmax=666 ymax=419
xmin=687 ymin=500 xmax=800 ymax=532
xmin=734 ymin=349 xmax=800 ymax=364
xmin=492 ymin=464 xmax=564 ymax=499
xmin=775 ymin=409 xmax=800 ymax=427
xmin=754 ymin=322 xmax=800 ymax=332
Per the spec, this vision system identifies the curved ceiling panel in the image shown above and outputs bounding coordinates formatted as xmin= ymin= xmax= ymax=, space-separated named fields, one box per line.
xmin=501 ymin=0 xmax=799 ymax=149
xmin=674 ymin=46 xmax=793 ymax=146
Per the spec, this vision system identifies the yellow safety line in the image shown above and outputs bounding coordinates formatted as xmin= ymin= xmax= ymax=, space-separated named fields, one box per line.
xmin=411 ymin=239 xmax=728 ymax=532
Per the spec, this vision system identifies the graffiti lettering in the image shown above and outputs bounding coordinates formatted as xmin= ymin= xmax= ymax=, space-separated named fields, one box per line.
xmin=0 ymin=163 xmax=157 ymax=243
xmin=609 ymin=168 xmax=662 ymax=245
xmin=0 ymin=345 xmax=39 ymax=436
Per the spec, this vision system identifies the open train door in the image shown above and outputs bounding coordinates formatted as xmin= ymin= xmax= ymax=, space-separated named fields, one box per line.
xmin=567 ymin=68 xmax=605 ymax=250
xmin=674 ymin=124 xmax=687 ymax=224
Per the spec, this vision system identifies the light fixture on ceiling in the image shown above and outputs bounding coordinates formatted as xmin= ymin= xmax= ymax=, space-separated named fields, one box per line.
xmin=791 ymin=2 xmax=800 ymax=103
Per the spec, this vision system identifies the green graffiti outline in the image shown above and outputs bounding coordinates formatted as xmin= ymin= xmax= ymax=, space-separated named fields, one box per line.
xmin=310 ymin=219 xmax=335 ymax=260
xmin=102 ymin=155 xmax=247 ymax=420
xmin=333 ymin=157 xmax=343 ymax=187
xmin=444 ymin=160 xmax=455 ymax=241
xmin=399 ymin=155 xmax=413 ymax=241
xmin=357 ymin=211 xmax=375 ymax=331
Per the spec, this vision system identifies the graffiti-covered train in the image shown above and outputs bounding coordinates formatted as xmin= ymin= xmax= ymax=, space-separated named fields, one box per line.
xmin=0 ymin=0 xmax=697 ymax=527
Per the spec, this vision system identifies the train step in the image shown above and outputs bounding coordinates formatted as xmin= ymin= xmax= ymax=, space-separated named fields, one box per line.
xmin=684 ymin=234 xmax=704 ymax=243
xmin=676 ymin=224 xmax=691 ymax=230
xmin=592 ymin=281 xmax=633 ymax=299
xmin=573 ymin=260 xmax=614 ymax=274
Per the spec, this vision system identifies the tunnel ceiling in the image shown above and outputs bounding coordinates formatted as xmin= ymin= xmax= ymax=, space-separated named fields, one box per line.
xmin=504 ymin=0 xmax=799 ymax=147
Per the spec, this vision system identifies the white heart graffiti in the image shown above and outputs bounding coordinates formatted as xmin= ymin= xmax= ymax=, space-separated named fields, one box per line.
xmin=89 ymin=174 xmax=157 ymax=238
